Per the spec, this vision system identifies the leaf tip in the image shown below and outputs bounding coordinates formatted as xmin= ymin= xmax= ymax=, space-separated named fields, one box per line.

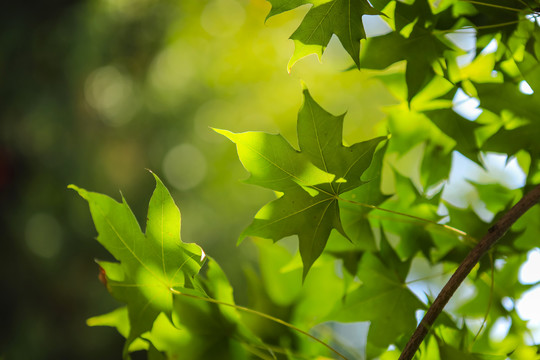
xmin=68 ymin=184 xmax=89 ymax=199
xmin=300 ymin=83 xmax=314 ymax=101
xmin=86 ymin=317 xmax=98 ymax=327
xmin=212 ymin=128 xmax=236 ymax=142
xmin=237 ymin=230 xmax=248 ymax=246
xmin=287 ymin=56 xmax=300 ymax=74
xmin=147 ymin=169 xmax=165 ymax=187
xmin=301 ymin=265 xmax=311 ymax=284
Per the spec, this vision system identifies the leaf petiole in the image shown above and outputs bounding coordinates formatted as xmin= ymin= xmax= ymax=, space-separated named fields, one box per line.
xmin=433 ymin=19 xmax=525 ymax=34
xmin=337 ymin=196 xmax=472 ymax=240
xmin=458 ymin=0 xmax=523 ymax=12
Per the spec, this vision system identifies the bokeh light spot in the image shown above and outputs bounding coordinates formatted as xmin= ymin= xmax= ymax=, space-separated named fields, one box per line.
xmin=25 ymin=213 xmax=63 ymax=258
xmin=193 ymin=100 xmax=236 ymax=143
xmin=519 ymin=80 xmax=534 ymax=95
xmin=200 ymin=0 xmax=246 ymax=37
xmin=519 ymin=249 xmax=540 ymax=284
xmin=489 ymin=317 xmax=511 ymax=342
xmin=516 ymin=285 xmax=540 ymax=322
xmin=149 ymin=42 xmax=195 ymax=95
xmin=163 ymin=144 xmax=207 ymax=191
xmin=85 ymin=65 xmax=138 ymax=126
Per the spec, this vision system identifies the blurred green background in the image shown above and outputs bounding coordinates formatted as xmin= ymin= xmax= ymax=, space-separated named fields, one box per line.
xmin=0 ymin=0 xmax=396 ymax=358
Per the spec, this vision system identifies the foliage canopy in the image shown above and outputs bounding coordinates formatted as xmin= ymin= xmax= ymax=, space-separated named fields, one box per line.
xmin=73 ymin=0 xmax=540 ymax=358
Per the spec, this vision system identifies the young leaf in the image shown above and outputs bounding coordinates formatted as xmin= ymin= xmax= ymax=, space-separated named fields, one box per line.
xmin=266 ymin=0 xmax=382 ymax=70
xmin=69 ymin=172 xmax=206 ymax=356
xmin=217 ymin=88 xmax=387 ymax=278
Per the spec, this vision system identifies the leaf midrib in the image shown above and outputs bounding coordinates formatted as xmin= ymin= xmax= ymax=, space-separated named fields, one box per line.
xmin=307 ymin=95 xmax=336 ymax=193
xmin=252 ymin=197 xmax=334 ymax=232
xmin=95 ymin=201 xmax=174 ymax=291
xmin=304 ymin=0 xmax=339 ymax=43
xmin=240 ymin=136 xmax=333 ymax=196
xmin=336 ymin=140 xmax=379 ymax=193
xmin=161 ymin=197 xmax=167 ymax=282
xmin=308 ymin=198 xmax=336 ymax=260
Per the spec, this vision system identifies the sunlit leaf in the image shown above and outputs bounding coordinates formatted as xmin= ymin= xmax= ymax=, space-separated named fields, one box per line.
xmin=219 ymin=88 xmax=386 ymax=277
xmin=70 ymin=173 xmax=206 ymax=355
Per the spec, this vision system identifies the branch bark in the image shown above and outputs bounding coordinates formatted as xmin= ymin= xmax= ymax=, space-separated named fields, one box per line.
xmin=399 ymin=184 xmax=540 ymax=360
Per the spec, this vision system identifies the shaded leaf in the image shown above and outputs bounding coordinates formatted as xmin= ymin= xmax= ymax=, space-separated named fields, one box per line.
xmin=335 ymin=141 xmax=391 ymax=256
xmin=373 ymin=170 xmax=441 ymax=259
xmin=477 ymin=82 xmax=540 ymax=122
xmin=360 ymin=17 xmax=452 ymax=101
xmin=425 ymin=109 xmax=482 ymax=164
xmin=266 ymin=0 xmax=382 ymax=70
xmin=326 ymin=233 xmax=424 ymax=348
xmin=482 ymin=123 xmax=540 ymax=157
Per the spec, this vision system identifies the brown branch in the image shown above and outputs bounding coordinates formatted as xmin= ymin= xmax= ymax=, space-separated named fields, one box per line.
xmin=399 ymin=184 xmax=540 ymax=360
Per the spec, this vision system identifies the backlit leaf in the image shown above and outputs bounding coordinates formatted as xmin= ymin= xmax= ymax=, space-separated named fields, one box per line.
xmin=266 ymin=0 xmax=383 ymax=70
xmin=219 ymin=88 xmax=386 ymax=278
xmin=70 ymin=173 xmax=206 ymax=355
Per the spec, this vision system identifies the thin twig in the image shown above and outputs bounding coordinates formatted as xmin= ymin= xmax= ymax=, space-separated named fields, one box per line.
xmin=169 ymin=288 xmax=348 ymax=360
xmin=473 ymin=253 xmax=494 ymax=343
xmin=399 ymin=184 xmax=540 ymax=360
xmin=459 ymin=0 xmax=523 ymax=12
xmin=432 ymin=18 xmax=526 ymax=35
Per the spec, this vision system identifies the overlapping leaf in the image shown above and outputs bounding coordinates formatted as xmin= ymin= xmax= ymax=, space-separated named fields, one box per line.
xmin=425 ymin=108 xmax=482 ymax=164
xmin=218 ymin=88 xmax=386 ymax=278
xmin=71 ymin=174 xmax=268 ymax=359
xmin=266 ymin=0 xmax=382 ymax=70
xmin=332 ymin=140 xmax=390 ymax=258
xmin=325 ymin=233 xmax=425 ymax=354
xmin=70 ymin=173 xmax=206 ymax=355
xmin=361 ymin=26 xmax=452 ymax=101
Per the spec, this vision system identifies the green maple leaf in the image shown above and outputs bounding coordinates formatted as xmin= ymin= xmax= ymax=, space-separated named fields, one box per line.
xmin=517 ymin=52 xmax=540 ymax=93
xmin=69 ymin=173 xmax=206 ymax=356
xmin=513 ymin=205 xmax=540 ymax=251
xmin=333 ymin=140 xmax=390 ymax=258
xmin=88 ymin=260 xmax=268 ymax=359
xmin=266 ymin=0 xmax=382 ymax=70
xmin=373 ymin=170 xmax=441 ymax=259
xmin=477 ymin=82 xmax=540 ymax=121
xmin=217 ymin=88 xmax=387 ymax=278
xmin=425 ymin=108 xmax=482 ymax=164
xmin=482 ymin=123 xmax=540 ymax=157
xmin=464 ymin=0 xmax=527 ymax=39
xmin=359 ymin=0 xmax=463 ymax=102
xmin=361 ymin=26 xmax=452 ymax=102
xmin=326 ymin=232 xmax=424 ymax=349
